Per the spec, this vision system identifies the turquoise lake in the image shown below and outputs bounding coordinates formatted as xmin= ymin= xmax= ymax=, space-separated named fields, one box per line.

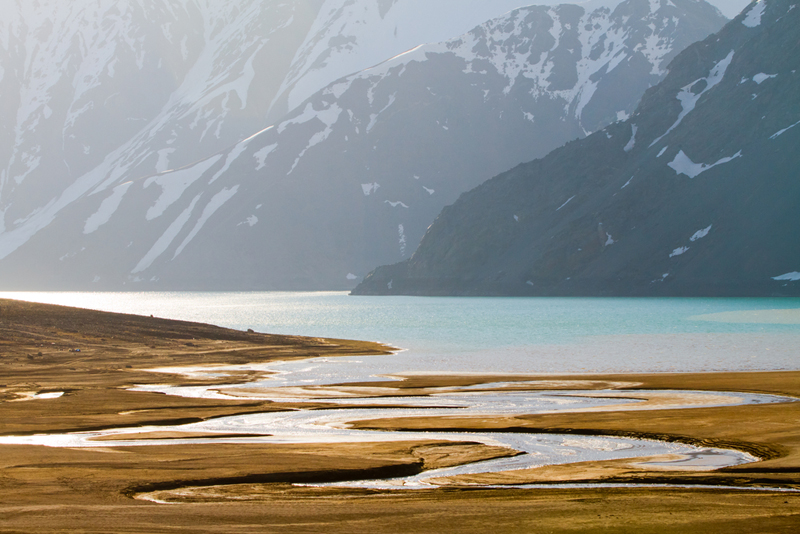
xmin=1 ymin=292 xmax=798 ymax=378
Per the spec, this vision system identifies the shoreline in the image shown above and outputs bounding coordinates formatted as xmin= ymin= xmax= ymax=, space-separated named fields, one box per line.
xmin=1 ymin=298 xmax=798 ymax=532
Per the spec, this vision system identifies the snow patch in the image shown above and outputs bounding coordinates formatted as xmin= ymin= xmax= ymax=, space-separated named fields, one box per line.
xmin=83 ymin=181 xmax=133 ymax=234
xmin=690 ymin=225 xmax=712 ymax=241
xmin=155 ymin=149 xmax=176 ymax=173
xmin=385 ymin=200 xmax=409 ymax=208
xmin=398 ymin=224 xmax=407 ymax=256
xmin=144 ymin=156 xmax=222 ymax=220
xmin=770 ymin=120 xmax=800 ymax=139
xmin=287 ymin=104 xmax=343 ymax=174
xmin=621 ymin=176 xmax=634 ymax=189
xmin=423 ymin=186 xmax=434 ymax=195
xmin=362 ymin=183 xmax=380 ymax=196
xmin=173 ymin=186 xmax=240 ymax=259
xmin=669 ymin=246 xmax=689 ymax=257
xmin=772 ymin=272 xmax=800 ymax=281
xmin=624 ymin=124 xmax=637 ymax=152
xmin=277 ymin=100 xmax=340 ymax=137
xmin=367 ymin=93 xmax=396 ymax=133
xmin=657 ymin=146 xmax=668 ymax=157
xmin=556 ymin=195 xmax=575 ymax=211
xmin=132 ymin=195 xmax=201 ymax=273
xmin=277 ymin=103 xmax=318 ymax=133
xmin=668 ymin=150 xmax=742 ymax=178
xmin=238 ymin=215 xmax=258 ymax=227
xmin=753 ymin=73 xmax=777 ymax=84
xmin=253 ymin=144 xmax=277 ymax=170
xmin=209 ymin=142 xmax=249 ymax=184
xmin=651 ymin=51 xmax=735 ymax=147
xmin=325 ymin=81 xmax=353 ymax=99
xmin=742 ymin=1 xmax=767 ymax=27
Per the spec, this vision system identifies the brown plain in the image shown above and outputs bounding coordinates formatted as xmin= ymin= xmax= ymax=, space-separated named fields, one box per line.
xmin=0 ymin=298 xmax=798 ymax=533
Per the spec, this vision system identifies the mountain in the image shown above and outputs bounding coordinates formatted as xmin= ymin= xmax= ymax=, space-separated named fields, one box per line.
xmin=0 ymin=0 xmax=532 ymax=281
xmin=270 ymin=0 xmax=568 ymax=120
xmin=1 ymin=0 xmax=312 ymax=238
xmin=353 ymin=0 xmax=800 ymax=297
xmin=0 ymin=0 xmax=727 ymax=290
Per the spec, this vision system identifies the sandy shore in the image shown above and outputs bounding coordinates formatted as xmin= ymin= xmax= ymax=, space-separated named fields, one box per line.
xmin=0 ymin=298 xmax=798 ymax=533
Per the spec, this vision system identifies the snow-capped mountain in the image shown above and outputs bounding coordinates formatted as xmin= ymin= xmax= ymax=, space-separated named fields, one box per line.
xmin=354 ymin=0 xmax=800 ymax=297
xmin=0 ymin=0 xmax=728 ymax=289
xmin=0 ymin=0 xmax=531 ymax=266
xmin=271 ymin=0 xmax=561 ymax=119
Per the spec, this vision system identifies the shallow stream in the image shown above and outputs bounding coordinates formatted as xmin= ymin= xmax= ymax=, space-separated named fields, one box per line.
xmin=2 ymin=378 xmax=793 ymax=489
xmin=2 ymin=293 xmax=799 ymax=491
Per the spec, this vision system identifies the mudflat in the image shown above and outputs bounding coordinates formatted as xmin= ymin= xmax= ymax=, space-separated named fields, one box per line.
xmin=0 ymin=298 xmax=798 ymax=533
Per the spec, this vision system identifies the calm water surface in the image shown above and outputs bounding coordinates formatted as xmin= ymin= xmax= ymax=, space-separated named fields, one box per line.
xmin=1 ymin=292 xmax=798 ymax=376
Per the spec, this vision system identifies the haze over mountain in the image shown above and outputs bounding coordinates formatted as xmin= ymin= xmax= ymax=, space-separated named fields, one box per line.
xmin=353 ymin=0 xmax=800 ymax=297
xmin=0 ymin=0 xmax=531 ymax=272
xmin=0 ymin=0 xmax=728 ymax=289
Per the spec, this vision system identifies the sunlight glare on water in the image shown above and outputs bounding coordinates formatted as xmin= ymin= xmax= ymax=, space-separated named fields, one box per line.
xmin=1 ymin=291 xmax=798 ymax=376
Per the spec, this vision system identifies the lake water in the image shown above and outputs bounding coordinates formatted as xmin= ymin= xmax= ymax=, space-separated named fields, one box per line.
xmin=1 ymin=292 xmax=798 ymax=378
xmin=3 ymin=291 xmax=798 ymax=490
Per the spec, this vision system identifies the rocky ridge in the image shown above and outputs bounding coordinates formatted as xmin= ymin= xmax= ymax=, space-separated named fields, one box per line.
xmin=0 ymin=0 xmax=727 ymax=289
xmin=353 ymin=0 xmax=800 ymax=296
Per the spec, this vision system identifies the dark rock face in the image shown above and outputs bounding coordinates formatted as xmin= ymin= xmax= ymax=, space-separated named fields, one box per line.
xmin=354 ymin=0 xmax=800 ymax=297
xmin=0 ymin=0 xmax=726 ymax=290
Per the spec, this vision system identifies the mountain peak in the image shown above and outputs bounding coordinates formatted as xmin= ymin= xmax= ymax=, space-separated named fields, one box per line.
xmin=353 ymin=0 xmax=800 ymax=296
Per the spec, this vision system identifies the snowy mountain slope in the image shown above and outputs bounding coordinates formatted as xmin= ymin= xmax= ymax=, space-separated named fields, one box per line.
xmin=0 ymin=0 xmax=549 ymax=268
xmin=0 ymin=0 xmax=728 ymax=290
xmin=353 ymin=0 xmax=800 ymax=297
xmin=0 ymin=0 xmax=318 ymax=256
xmin=269 ymin=0 xmax=544 ymax=120
xmin=273 ymin=0 xmax=748 ymax=116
